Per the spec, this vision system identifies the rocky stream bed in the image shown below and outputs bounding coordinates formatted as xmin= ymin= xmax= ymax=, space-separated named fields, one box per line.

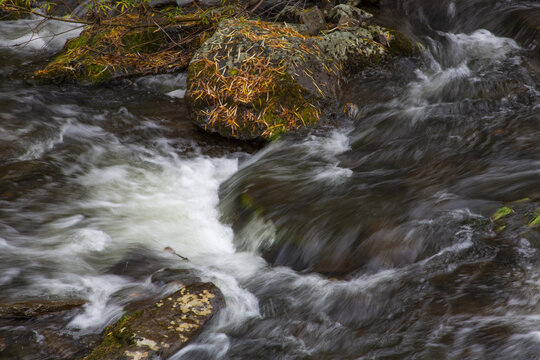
xmin=0 ymin=0 xmax=539 ymax=359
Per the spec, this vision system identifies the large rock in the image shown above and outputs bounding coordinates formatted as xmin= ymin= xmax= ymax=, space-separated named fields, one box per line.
xmin=186 ymin=14 xmax=414 ymax=141
xmin=82 ymin=283 xmax=225 ymax=360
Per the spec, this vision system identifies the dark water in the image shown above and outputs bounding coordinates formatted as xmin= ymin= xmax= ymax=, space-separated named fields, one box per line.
xmin=0 ymin=1 xmax=539 ymax=359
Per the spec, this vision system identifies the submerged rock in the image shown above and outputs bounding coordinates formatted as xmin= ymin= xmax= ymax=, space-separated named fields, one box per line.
xmin=491 ymin=199 xmax=540 ymax=240
xmin=82 ymin=283 xmax=225 ymax=360
xmin=186 ymin=13 xmax=414 ymax=140
xmin=0 ymin=299 xmax=86 ymax=319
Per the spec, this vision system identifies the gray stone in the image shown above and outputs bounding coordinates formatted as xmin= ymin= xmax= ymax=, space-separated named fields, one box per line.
xmin=150 ymin=0 xmax=177 ymax=8
xmin=328 ymin=4 xmax=373 ymax=24
xmin=176 ymin=0 xmax=221 ymax=7
xmin=176 ymin=0 xmax=193 ymax=7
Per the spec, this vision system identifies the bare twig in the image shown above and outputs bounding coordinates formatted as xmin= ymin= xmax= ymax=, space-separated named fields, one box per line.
xmin=249 ymin=0 xmax=264 ymax=14
xmin=3 ymin=3 xmax=207 ymax=29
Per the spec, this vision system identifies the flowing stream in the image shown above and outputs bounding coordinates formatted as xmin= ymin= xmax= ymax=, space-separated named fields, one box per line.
xmin=0 ymin=1 xmax=539 ymax=359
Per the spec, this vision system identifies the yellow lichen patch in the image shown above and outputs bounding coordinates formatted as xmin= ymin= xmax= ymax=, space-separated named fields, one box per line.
xmin=124 ymin=350 xmax=149 ymax=360
xmin=176 ymin=292 xmax=215 ymax=316
xmin=175 ymin=322 xmax=196 ymax=332
xmin=135 ymin=338 xmax=159 ymax=351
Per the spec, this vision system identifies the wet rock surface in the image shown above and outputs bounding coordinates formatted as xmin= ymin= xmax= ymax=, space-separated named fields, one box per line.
xmin=0 ymin=299 xmax=86 ymax=319
xmin=82 ymin=282 xmax=225 ymax=360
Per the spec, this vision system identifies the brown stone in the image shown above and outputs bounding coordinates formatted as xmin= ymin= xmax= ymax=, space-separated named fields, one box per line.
xmin=82 ymin=283 xmax=225 ymax=360
xmin=300 ymin=6 xmax=326 ymax=35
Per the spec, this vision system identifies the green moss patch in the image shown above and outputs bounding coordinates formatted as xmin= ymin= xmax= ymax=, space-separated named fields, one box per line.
xmin=529 ymin=212 xmax=540 ymax=228
xmin=122 ymin=30 xmax=165 ymax=54
xmin=82 ymin=312 xmax=139 ymax=360
xmin=387 ymin=30 xmax=415 ymax=56
xmin=489 ymin=199 xmax=540 ymax=237
xmin=492 ymin=206 xmax=513 ymax=221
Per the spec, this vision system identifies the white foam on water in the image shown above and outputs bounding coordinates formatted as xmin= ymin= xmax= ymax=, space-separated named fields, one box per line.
xmin=394 ymin=29 xmax=521 ymax=122
xmin=447 ymin=1 xmax=456 ymax=18
xmin=194 ymin=254 xmax=262 ymax=327
xmin=166 ymin=89 xmax=186 ymax=99
xmin=405 ymin=62 xmax=472 ymax=107
xmin=444 ymin=29 xmax=520 ymax=64
xmin=65 ymin=275 xmax=135 ymax=330
xmin=64 ymin=228 xmax=112 ymax=253
xmin=48 ymin=214 xmax=85 ymax=230
xmin=19 ymin=134 xmax=65 ymax=161
xmin=170 ymin=332 xmax=230 ymax=360
xmin=511 ymin=331 xmax=540 ymax=343
xmin=306 ymin=131 xmax=353 ymax=183
xmin=135 ymin=73 xmax=187 ymax=94
xmin=306 ymin=130 xmax=351 ymax=159
xmin=76 ymin=155 xmax=238 ymax=258
xmin=312 ymin=164 xmax=353 ymax=183
xmin=0 ymin=267 xmax=20 ymax=286
xmin=67 ymin=150 xmax=268 ymax=342
xmin=43 ymin=146 xmax=268 ymax=333
xmin=0 ymin=16 xmax=84 ymax=52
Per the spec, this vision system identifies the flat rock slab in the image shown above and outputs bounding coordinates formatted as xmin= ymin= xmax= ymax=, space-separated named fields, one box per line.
xmin=0 ymin=299 xmax=86 ymax=319
xmin=82 ymin=283 xmax=225 ymax=360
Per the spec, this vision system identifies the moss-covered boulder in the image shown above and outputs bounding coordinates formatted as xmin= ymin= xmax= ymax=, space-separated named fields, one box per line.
xmin=186 ymin=14 xmax=414 ymax=141
xmin=33 ymin=4 xmax=240 ymax=84
xmin=82 ymin=282 xmax=224 ymax=360
xmin=34 ymin=16 xmax=187 ymax=84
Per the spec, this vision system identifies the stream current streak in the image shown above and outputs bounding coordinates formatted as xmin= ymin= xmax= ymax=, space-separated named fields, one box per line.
xmin=0 ymin=1 xmax=539 ymax=359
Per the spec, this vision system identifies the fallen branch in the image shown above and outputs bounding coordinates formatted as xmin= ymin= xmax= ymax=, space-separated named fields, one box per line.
xmin=1 ymin=3 xmax=209 ymax=29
